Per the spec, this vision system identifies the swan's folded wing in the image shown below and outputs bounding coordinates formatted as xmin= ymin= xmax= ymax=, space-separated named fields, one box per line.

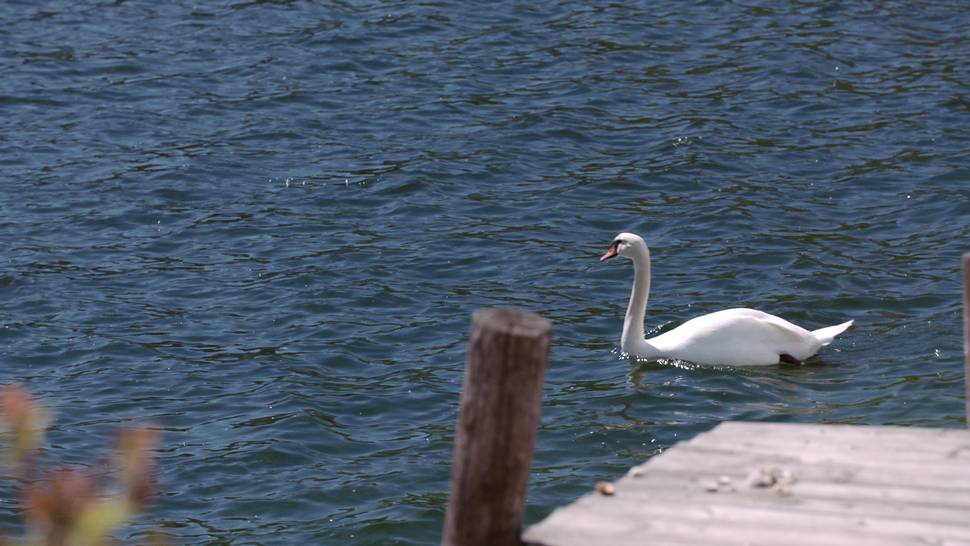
xmin=705 ymin=308 xmax=811 ymax=343
xmin=754 ymin=313 xmax=813 ymax=342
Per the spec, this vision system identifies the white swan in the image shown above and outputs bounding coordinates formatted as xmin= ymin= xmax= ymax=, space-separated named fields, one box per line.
xmin=600 ymin=232 xmax=853 ymax=366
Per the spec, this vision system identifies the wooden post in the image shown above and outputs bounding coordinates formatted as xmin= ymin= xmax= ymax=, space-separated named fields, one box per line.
xmin=442 ymin=308 xmax=552 ymax=546
xmin=963 ymin=254 xmax=970 ymax=427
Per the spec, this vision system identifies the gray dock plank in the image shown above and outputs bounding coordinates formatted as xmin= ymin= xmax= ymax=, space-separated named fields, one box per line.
xmin=523 ymin=421 xmax=970 ymax=546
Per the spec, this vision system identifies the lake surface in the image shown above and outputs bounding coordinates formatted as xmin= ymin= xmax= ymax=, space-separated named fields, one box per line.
xmin=2 ymin=1 xmax=969 ymax=544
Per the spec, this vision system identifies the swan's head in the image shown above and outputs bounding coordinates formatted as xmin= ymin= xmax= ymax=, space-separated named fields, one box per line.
xmin=600 ymin=232 xmax=648 ymax=262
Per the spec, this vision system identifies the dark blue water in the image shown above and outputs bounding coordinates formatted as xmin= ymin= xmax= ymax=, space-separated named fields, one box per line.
xmin=2 ymin=1 xmax=969 ymax=544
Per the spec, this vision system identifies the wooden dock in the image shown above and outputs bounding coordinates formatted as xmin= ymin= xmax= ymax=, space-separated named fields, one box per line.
xmin=523 ymin=421 xmax=970 ymax=546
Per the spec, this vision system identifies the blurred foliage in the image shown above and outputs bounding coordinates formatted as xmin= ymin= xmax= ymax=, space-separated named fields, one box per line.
xmin=0 ymin=385 xmax=162 ymax=546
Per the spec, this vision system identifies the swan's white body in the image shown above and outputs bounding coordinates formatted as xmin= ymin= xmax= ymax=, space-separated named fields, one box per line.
xmin=602 ymin=233 xmax=853 ymax=366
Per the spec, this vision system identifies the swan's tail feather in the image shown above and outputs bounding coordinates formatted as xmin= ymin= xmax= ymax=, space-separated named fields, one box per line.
xmin=811 ymin=320 xmax=854 ymax=346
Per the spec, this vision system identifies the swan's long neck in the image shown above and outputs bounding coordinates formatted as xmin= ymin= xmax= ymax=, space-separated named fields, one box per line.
xmin=622 ymin=246 xmax=659 ymax=358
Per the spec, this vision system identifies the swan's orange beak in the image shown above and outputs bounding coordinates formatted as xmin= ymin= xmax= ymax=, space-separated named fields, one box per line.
xmin=599 ymin=241 xmax=619 ymax=261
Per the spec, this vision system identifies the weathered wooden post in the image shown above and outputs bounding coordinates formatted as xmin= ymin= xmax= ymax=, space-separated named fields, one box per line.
xmin=442 ymin=308 xmax=552 ymax=546
xmin=963 ymin=253 xmax=970 ymax=427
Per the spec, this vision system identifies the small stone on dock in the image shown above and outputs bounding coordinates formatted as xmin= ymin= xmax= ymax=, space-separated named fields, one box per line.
xmin=594 ymin=481 xmax=615 ymax=496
